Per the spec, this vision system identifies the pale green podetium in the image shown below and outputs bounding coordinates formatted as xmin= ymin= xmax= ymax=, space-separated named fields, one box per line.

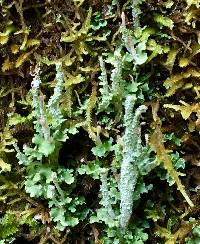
xmin=119 ymin=95 xmax=147 ymax=229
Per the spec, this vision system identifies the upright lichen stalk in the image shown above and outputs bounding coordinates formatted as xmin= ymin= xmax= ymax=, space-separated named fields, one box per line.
xmin=119 ymin=95 xmax=147 ymax=229
xmin=47 ymin=63 xmax=65 ymax=126
xmin=31 ymin=64 xmax=52 ymax=144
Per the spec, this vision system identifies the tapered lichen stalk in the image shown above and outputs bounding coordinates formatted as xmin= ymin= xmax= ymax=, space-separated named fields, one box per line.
xmin=100 ymin=170 xmax=115 ymax=220
xmin=98 ymin=56 xmax=111 ymax=111
xmin=119 ymin=95 xmax=147 ymax=229
xmin=48 ymin=63 xmax=64 ymax=127
xmin=132 ymin=0 xmax=144 ymax=29
xmin=31 ymin=65 xmax=51 ymax=142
